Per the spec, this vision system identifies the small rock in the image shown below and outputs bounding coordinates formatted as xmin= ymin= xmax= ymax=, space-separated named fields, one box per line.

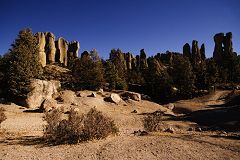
xmin=188 ymin=127 xmax=194 ymax=131
xmin=163 ymin=103 xmax=174 ymax=110
xmin=165 ymin=127 xmax=175 ymax=133
xmin=88 ymin=92 xmax=97 ymax=97
xmin=131 ymin=110 xmax=137 ymax=113
xmin=196 ymin=127 xmax=202 ymax=132
xmin=76 ymin=91 xmax=81 ymax=97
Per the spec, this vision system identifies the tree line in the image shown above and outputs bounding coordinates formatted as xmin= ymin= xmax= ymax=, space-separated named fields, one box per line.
xmin=0 ymin=28 xmax=240 ymax=103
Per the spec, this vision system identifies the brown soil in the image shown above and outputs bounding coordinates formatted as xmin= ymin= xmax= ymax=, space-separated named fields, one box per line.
xmin=0 ymin=90 xmax=240 ymax=160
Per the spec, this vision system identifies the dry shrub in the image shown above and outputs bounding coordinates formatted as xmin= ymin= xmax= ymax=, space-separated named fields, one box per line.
xmin=143 ymin=111 xmax=163 ymax=132
xmin=43 ymin=107 xmax=118 ymax=144
xmin=83 ymin=108 xmax=119 ymax=140
xmin=0 ymin=107 xmax=7 ymax=127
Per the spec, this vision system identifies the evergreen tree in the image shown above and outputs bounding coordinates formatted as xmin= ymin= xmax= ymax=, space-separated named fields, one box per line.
xmin=104 ymin=60 xmax=118 ymax=90
xmin=171 ymin=55 xmax=195 ymax=98
xmin=109 ymin=49 xmax=127 ymax=90
xmin=5 ymin=28 xmax=42 ymax=100
xmin=73 ymin=51 xmax=104 ymax=90
xmin=206 ymin=58 xmax=219 ymax=87
xmin=144 ymin=57 xmax=173 ymax=101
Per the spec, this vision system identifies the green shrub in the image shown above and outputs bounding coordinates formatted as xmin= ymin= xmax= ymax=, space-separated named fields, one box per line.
xmin=0 ymin=107 xmax=7 ymax=127
xmin=43 ymin=108 xmax=118 ymax=144
xmin=143 ymin=111 xmax=163 ymax=132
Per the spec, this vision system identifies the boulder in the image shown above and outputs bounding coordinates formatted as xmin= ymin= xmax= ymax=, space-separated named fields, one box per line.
xmin=35 ymin=32 xmax=46 ymax=67
xmin=165 ymin=127 xmax=175 ymax=133
xmin=45 ymin=32 xmax=56 ymax=64
xmin=25 ymin=79 xmax=61 ymax=109
xmin=88 ymin=92 xmax=97 ymax=98
xmin=104 ymin=93 xmax=121 ymax=104
xmin=120 ymin=91 xmax=141 ymax=101
xmin=40 ymin=99 xmax=58 ymax=112
xmin=163 ymin=103 xmax=175 ymax=110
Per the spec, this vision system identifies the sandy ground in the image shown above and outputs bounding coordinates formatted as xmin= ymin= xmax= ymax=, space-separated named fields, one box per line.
xmin=0 ymin=90 xmax=240 ymax=160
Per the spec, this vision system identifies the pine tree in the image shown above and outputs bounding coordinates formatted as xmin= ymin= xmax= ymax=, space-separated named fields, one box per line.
xmin=73 ymin=51 xmax=104 ymax=90
xmin=5 ymin=28 xmax=42 ymax=100
xmin=171 ymin=55 xmax=195 ymax=98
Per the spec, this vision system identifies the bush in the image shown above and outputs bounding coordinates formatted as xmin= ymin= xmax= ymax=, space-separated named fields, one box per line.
xmin=43 ymin=108 xmax=118 ymax=144
xmin=0 ymin=107 xmax=7 ymax=127
xmin=143 ymin=111 xmax=163 ymax=132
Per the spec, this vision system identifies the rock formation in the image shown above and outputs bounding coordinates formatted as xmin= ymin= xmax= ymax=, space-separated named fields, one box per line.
xmin=56 ymin=37 xmax=68 ymax=66
xmin=35 ymin=32 xmax=79 ymax=67
xmin=213 ymin=33 xmax=224 ymax=63
xmin=213 ymin=32 xmax=234 ymax=63
xmin=192 ymin=40 xmax=202 ymax=64
xmin=139 ymin=49 xmax=148 ymax=70
xmin=223 ymin=32 xmax=233 ymax=55
xmin=125 ymin=52 xmax=134 ymax=70
xmin=35 ymin=32 xmax=46 ymax=67
xmin=200 ymin=44 xmax=206 ymax=60
xmin=183 ymin=43 xmax=191 ymax=59
xmin=68 ymin=41 xmax=80 ymax=58
xmin=45 ymin=32 xmax=56 ymax=64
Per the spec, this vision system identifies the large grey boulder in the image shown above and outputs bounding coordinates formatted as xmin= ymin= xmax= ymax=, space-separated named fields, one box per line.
xmin=25 ymin=79 xmax=61 ymax=109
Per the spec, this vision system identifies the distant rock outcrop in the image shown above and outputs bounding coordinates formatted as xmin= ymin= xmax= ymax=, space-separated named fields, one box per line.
xmin=56 ymin=37 xmax=68 ymax=66
xmin=68 ymin=41 xmax=80 ymax=58
xmin=213 ymin=32 xmax=234 ymax=63
xmin=35 ymin=32 xmax=80 ymax=67
xmin=35 ymin=32 xmax=46 ymax=67
xmin=183 ymin=43 xmax=191 ymax=59
xmin=213 ymin=33 xmax=224 ymax=63
xmin=45 ymin=32 xmax=56 ymax=64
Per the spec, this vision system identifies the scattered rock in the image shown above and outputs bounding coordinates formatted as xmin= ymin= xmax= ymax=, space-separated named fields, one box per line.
xmin=131 ymin=110 xmax=137 ymax=113
xmin=98 ymin=88 xmax=104 ymax=93
xmin=188 ymin=127 xmax=194 ymax=131
xmin=165 ymin=127 xmax=175 ymax=133
xmin=25 ymin=79 xmax=61 ymax=109
xmin=163 ymin=103 xmax=174 ymax=110
xmin=133 ymin=130 xmax=149 ymax=136
xmin=88 ymin=92 xmax=97 ymax=98
xmin=141 ymin=94 xmax=151 ymax=101
xmin=104 ymin=93 xmax=122 ymax=104
xmin=196 ymin=127 xmax=202 ymax=132
xmin=120 ymin=91 xmax=141 ymax=101
xmin=76 ymin=91 xmax=82 ymax=97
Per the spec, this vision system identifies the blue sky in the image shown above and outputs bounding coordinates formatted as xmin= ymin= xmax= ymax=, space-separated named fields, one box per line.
xmin=0 ymin=0 xmax=240 ymax=59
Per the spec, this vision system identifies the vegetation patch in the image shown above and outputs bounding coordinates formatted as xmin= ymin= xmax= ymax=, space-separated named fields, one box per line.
xmin=43 ymin=108 xmax=118 ymax=144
